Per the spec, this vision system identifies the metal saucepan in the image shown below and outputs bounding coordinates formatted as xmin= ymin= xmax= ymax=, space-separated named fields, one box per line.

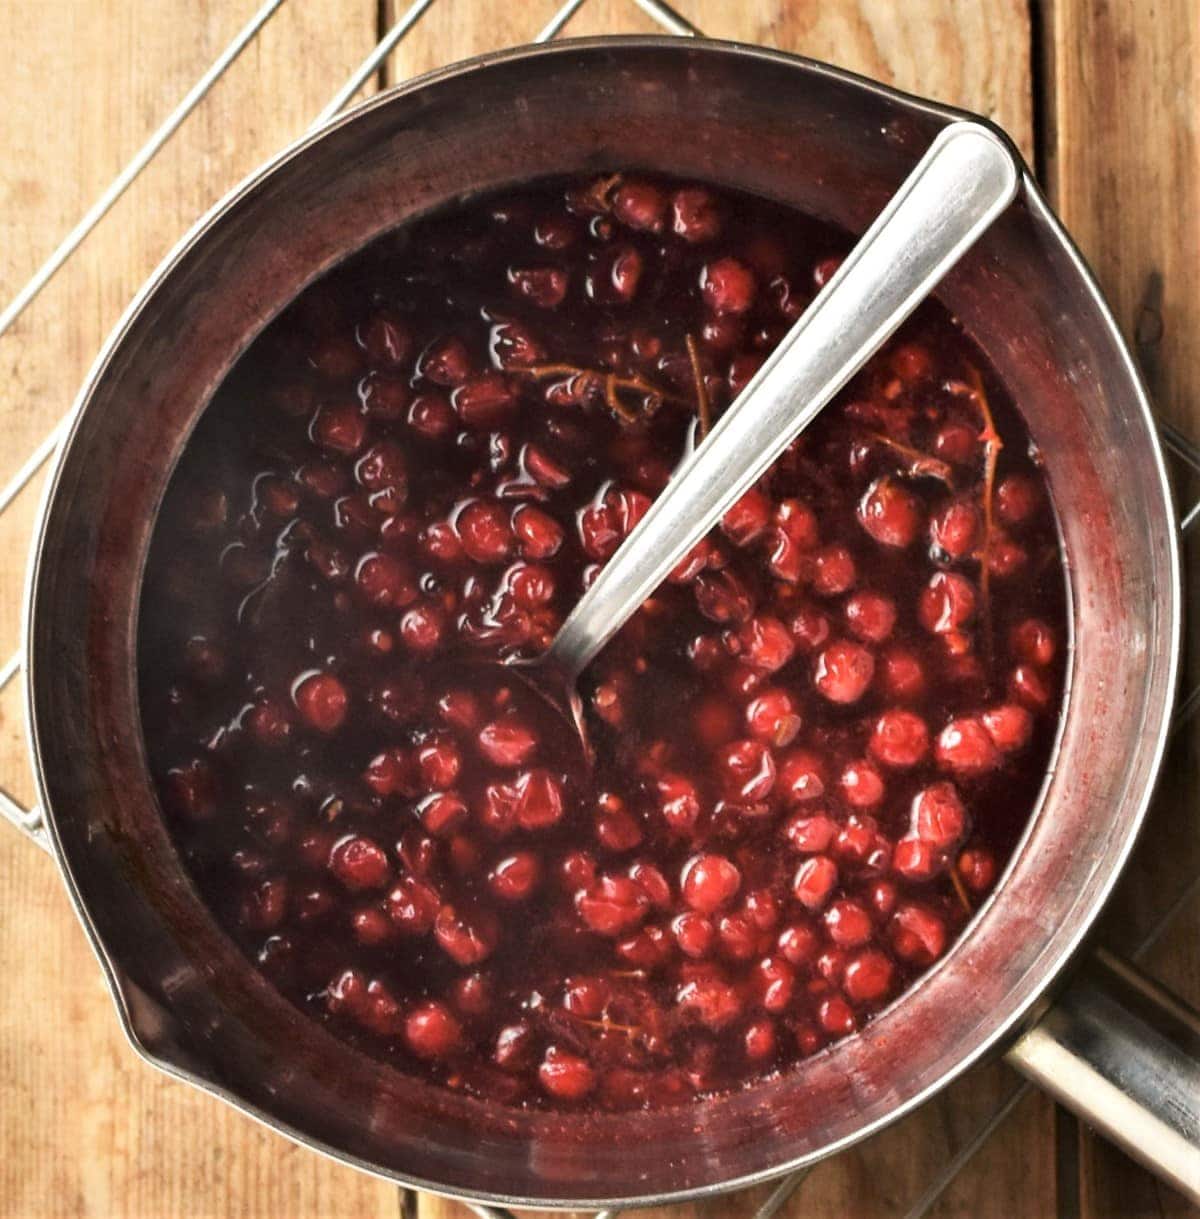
xmin=13 ymin=37 xmax=1199 ymax=1207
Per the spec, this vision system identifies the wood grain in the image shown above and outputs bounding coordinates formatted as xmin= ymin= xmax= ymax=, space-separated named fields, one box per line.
xmin=1040 ymin=1 xmax=1200 ymax=1213
xmin=0 ymin=3 xmax=398 ymax=1216
xmin=0 ymin=0 xmax=1195 ymax=1216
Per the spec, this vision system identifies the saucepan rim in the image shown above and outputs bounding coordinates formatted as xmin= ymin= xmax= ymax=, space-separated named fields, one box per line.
xmin=22 ymin=34 xmax=1181 ymax=1209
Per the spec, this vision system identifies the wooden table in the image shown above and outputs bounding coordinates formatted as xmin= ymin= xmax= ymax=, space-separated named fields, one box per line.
xmin=1 ymin=2 xmax=1196 ymax=1215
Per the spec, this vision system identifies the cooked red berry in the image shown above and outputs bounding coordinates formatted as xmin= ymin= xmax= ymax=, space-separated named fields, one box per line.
xmin=817 ymin=995 xmax=857 ymax=1037
xmin=675 ymin=974 xmax=742 ymax=1029
xmin=982 ymin=703 xmax=1033 ymax=752
xmin=811 ymin=545 xmax=857 ymax=596
xmin=844 ymin=590 xmax=897 ymax=643
xmin=843 ymin=949 xmax=894 ymax=1003
xmin=1010 ymin=663 xmax=1052 ymax=709
xmin=292 ymin=672 xmax=348 ymax=733
xmin=813 ymin=639 xmax=875 ymax=704
xmin=671 ymin=187 xmax=722 ymax=242
xmin=477 ymin=720 xmax=537 ymax=767
xmin=508 ymin=266 xmax=569 ymax=309
xmin=776 ymin=921 xmax=818 ymax=966
xmin=936 ymin=718 xmax=1002 ymax=777
xmin=310 ymin=400 xmax=366 ymax=454
xmin=673 ymin=912 xmax=715 ymax=958
xmin=488 ymin=851 xmax=541 ymax=901
xmin=730 ymin=615 xmax=795 ymax=673
xmin=695 ymin=569 xmax=754 ymax=623
xmin=782 ymin=810 xmax=836 ymax=854
xmin=359 ymin=312 xmax=412 ymax=366
xmin=889 ymin=342 xmax=932 ymax=382
xmin=895 ymin=834 xmax=938 ymax=879
xmin=912 ymin=781 xmax=967 ymax=848
xmin=792 ymin=856 xmax=838 ymax=910
xmin=918 ymin=571 xmax=978 ymax=634
xmin=385 ymin=877 xmax=440 ymax=935
xmin=682 ymin=854 xmax=741 ymax=914
xmin=241 ymin=876 xmax=288 ymax=930
xmin=839 ymin=758 xmax=886 ymax=808
xmin=418 ymin=335 xmax=472 ymax=385
xmin=576 ymin=874 xmax=650 ymax=935
xmin=958 ymin=848 xmax=998 ymax=893
xmin=858 ymin=476 xmax=922 ymax=548
xmin=456 ymin=500 xmax=514 ymax=563
xmin=714 ymin=739 xmax=777 ymax=802
xmin=891 ymin=903 xmax=946 ymax=964
xmin=930 ymin=499 xmax=980 ymax=560
xmin=701 ymin=257 xmax=755 ymax=314
xmin=612 ymin=180 xmax=666 ymax=232
xmin=657 ymin=773 xmax=703 ymax=834
xmin=870 ymin=709 xmax=930 ymax=768
xmin=753 ymin=955 xmax=795 ymax=1012
xmin=996 ymin=474 xmax=1040 ymax=525
xmin=513 ymin=768 xmax=565 ymax=830
xmin=512 ymin=504 xmax=564 ymax=558
xmin=777 ymin=749 xmax=827 ymax=804
xmin=745 ymin=688 xmax=802 ymax=746
xmin=434 ymin=904 xmax=499 ymax=965
xmin=538 ymin=1046 xmax=595 ymax=1100
xmin=330 ymin=836 xmax=390 ymax=891
xmin=1011 ymin=617 xmax=1057 ymax=666
xmin=405 ymin=1001 xmax=462 ymax=1059
xmin=823 ymin=899 xmax=873 ymax=948
xmin=879 ymin=647 xmax=926 ymax=700
xmin=722 ymin=487 xmax=772 ymax=545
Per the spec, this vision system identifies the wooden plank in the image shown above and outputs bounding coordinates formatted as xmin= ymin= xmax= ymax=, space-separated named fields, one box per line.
xmin=0 ymin=3 xmax=399 ymax=1217
xmin=1041 ymin=0 xmax=1200 ymax=1214
xmin=648 ymin=0 xmax=1035 ymax=161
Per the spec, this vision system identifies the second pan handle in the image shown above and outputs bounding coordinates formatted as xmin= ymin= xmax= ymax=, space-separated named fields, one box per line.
xmin=1006 ymin=947 xmax=1200 ymax=1202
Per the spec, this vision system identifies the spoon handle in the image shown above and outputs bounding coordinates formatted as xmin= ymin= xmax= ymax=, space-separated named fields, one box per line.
xmin=546 ymin=120 xmax=1020 ymax=680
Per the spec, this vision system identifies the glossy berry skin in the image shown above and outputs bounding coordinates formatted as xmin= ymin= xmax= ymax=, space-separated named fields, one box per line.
xmin=858 ymin=476 xmax=922 ymax=548
xmin=814 ymin=639 xmax=875 ymax=704
xmin=292 ymin=671 xmax=348 ymax=732
xmin=405 ymin=1001 xmax=462 ymax=1059
xmin=682 ymin=854 xmax=742 ymax=914
xmin=143 ymin=170 xmax=1066 ymax=1114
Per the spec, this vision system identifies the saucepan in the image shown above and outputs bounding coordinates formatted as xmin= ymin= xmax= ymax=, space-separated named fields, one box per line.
xmin=12 ymin=37 xmax=1200 ymax=1207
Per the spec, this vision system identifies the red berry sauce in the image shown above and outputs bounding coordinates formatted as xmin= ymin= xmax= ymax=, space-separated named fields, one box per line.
xmin=139 ymin=173 xmax=1068 ymax=1111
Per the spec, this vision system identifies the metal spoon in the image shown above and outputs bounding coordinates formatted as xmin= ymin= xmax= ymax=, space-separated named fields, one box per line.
xmin=513 ymin=121 xmax=1019 ymax=745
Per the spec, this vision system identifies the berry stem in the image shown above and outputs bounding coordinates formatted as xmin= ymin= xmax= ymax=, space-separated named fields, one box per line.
xmin=582 ymin=172 xmax=623 ymax=212
xmin=515 ymin=363 xmax=679 ymax=421
xmin=685 ymin=333 xmax=712 ymax=439
xmin=967 ymin=363 xmax=1003 ymax=662
xmin=868 ymin=431 xmax=955 ymax=487
xmin=949 ymin=858 xmax=973 ymax=913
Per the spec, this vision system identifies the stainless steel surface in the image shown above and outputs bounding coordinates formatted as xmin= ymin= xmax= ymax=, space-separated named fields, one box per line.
xmin=1008 ymin=950 xmax=1200 ymax=1201
xmin=902 ymin=870 xmax=1200 ymax=1218
xmin=1 ymin=15 xmax=1194 ymax=1215
xmin=547 ymin=121 xmax=1018 ymax=678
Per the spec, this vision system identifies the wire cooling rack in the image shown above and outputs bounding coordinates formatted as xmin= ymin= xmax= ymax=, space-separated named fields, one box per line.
xmin=0 ymin=1 xmax=1196 ymax=1215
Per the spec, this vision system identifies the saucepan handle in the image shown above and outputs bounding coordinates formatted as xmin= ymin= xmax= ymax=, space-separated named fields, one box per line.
xmin=1006 ymin=947 xmax=1200 ymax=1202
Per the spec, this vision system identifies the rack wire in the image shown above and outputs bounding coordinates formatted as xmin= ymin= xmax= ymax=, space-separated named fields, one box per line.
xmin=0 ymin=0 xmax=1195 ymax=1214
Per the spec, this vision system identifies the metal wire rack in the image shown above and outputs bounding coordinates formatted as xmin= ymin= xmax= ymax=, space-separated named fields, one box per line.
xmin=0 ymin=0 xmax=1196 ymax=1214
